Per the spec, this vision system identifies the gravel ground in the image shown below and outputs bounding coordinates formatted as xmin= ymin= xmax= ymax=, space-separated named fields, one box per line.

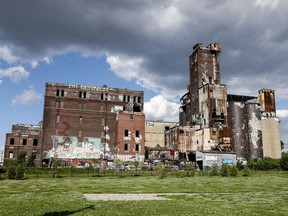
xmin=84 ymin=193 xmax=186 ymax=201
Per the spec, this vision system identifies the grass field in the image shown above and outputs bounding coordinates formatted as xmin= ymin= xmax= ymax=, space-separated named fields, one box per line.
xmin=0 ymin=171 xmax=287 ymax=216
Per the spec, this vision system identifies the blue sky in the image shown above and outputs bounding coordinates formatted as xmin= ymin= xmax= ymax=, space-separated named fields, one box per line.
xmin=0 ymin=0 xmax=288 ymax=150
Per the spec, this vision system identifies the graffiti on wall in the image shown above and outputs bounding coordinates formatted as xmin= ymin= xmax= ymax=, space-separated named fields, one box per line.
xmin=45 ymin=135 xmax=103 ymax=159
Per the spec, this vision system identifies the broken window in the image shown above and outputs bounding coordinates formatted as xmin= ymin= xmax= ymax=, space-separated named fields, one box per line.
xmin=136 ymin=130 xmax=140 ymax=138
xmin=33 ymin=139 xmax=38 ymax=146
xmin=79 ymin=91 xmax=87 ymax=98
xmin=22 ymin=139 xmax=27 ymax=146
xmin=133 ymin=104 xmax=141 ymax=112
xmin=10 ymin=138 xmax=15 ymax=145
xmin=124 ymin=143 xmax=129 ymax=151
xmin=57 ymin=89 xmax=64 ymax=97
xmin=101 ymin=93 xmax=108 ymax=100
xmin=124 ymin=129 xmax=129 ymax=137
xmin=135 ymin=144 xmax=139 ymax=152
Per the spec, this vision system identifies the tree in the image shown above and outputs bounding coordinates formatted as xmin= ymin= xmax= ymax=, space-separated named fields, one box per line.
xmin=26 ymin=153 xmax=36 ymax=167
xmin=16 ymin=152 xmax=27 ymax=165
xmin=209 ymin=164 xmax=219 ymax=176
xmin=7 ymin=166 xmax=16 ymax=179
xmin=229 ymin=165 xmax=238 ymax=177
xmin=280 ymin=153 xmax=288 ymax=171
xmin=15 ymin=165 xmax=25 ymax=180
xmin=220 ymin=163 xmax=229 ymax=177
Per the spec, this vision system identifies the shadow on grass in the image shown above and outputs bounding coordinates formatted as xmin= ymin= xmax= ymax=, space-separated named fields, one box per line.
xmin=42 ymin=205 xmax=95 ymax=216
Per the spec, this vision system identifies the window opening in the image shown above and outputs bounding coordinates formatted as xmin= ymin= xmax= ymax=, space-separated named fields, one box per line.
xmin=10 ymin=138 xmax=15 ymax=145
xmin=22 ymin=139 xmax=27 ymax=145
xmin=33 ymin=139 xmax=38 ymax=146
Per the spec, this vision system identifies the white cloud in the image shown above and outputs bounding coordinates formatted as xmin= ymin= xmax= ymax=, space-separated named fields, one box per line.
xmin=0 ymin=80 xmax=3 ymax=84
xmin=0 ymin=66 xmax=29 ymax=83
xmin=144 ymin=95 xmax=179 ymax=122
xmin=0 ymin=46 xmax=19 ymax=64
xmin=278 ymin=110 xmax=288 ymax=118
xmin=107 ymin=54 xmax=143 ymax=81
xmin=42 ymin=57 xmax=53 ymax=65
xmin=11 ymin=86 xmax=42 ymax=105
xmin=30 ymin=60 xmax=39 ymax=69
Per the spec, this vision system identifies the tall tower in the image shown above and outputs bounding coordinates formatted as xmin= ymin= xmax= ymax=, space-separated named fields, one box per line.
xmin=187 ymin=43 xmax=224 ymax=124
xmin=258 ymin=89 xmax=281 ymax=158
xmin=179 ymin=43 xmax=231 ymax=152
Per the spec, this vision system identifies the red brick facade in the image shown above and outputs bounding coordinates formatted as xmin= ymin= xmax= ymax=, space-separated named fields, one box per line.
xmin=4 ymin=124 xmax=42 ymax=165
xmin=41 ymin=82 xmax=144 ymax=164
xmin=115 ymin=111 xmax=145 ymax=161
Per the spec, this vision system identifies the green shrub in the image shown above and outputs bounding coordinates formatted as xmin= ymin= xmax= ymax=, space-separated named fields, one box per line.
xmin=175 ymin=170 xmax=186 ymax=178
xmin=185 ymin=165 xmax=195 ymax=177
xmin=158 ymin=163 xmax=167 ymax=179
xmin=242 ymin=166 xmax=252 ymax=177
xmin=7 ymin=166 xmax=16 ymax=179
xmin=209 ymin=164 xmax=219 ymax=176
xmin=16 ymin=165 xmax=25 ymax=180
xmin=280 ymin=153 xmax=288 ymax=171
xmin=229 ymin=165 xmax=238 ymax=177
xmin=220 ymin=163 xmax=229 ymax=177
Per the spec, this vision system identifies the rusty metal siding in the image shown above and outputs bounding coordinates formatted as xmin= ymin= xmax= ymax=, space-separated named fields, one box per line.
xmin=258 ymin=89 xmax=276 ymax=113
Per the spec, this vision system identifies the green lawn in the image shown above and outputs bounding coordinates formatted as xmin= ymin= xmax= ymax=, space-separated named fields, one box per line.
xmin=0 ymin=172 xmax=287 ymax=216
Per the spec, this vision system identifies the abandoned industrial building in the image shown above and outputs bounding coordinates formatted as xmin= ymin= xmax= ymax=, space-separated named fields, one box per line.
xmin=4 ymin=42 xmax=282 ymax=168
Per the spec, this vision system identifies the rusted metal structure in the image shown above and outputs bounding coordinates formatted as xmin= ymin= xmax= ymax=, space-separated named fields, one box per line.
xmin=258 ymin=89 xmax=276 ymax=113
xmin=258 ymin=89 xmax=281 ymax=158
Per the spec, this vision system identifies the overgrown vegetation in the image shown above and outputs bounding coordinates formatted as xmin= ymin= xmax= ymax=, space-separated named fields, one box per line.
xmin=280 ymin=153 xmax=288 ymax=171
xmin=247 ymin=157 xmax=280 ymax=171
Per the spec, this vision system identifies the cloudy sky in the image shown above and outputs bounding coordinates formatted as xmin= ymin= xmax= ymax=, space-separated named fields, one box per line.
xmin=0 ymin=0 xmax=287 ymax=149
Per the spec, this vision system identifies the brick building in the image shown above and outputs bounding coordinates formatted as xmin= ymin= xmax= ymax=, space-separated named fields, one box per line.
xmin=115 ymin=111 xmax=145 ymax=161
xmin=4 ymin=123 xmax=42 ymax=165
xmin=41 ymin=82 xmax=144 ymax=165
